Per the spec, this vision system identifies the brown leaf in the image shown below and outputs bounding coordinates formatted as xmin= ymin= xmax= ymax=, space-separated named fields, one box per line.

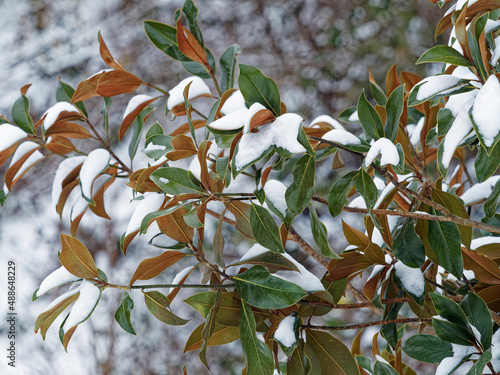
xmin=364 ymin=242 xmax=386 ymax=265
xmin=20 ymin=84 xmax=32 ymax=96
xmin=197 ymin=140 xmax=212 ymax=191
xmin=400 ymin=71 xmax=422 ymax=93
xmin=72 ymin=72 xmax=106 ymax=103
xmin=455 ymin=6 xmax=472 ymax=62
xmin=463 ymin=248 xmax=500 ymax=285
xmin=127 ymin=166 xmax=164 ymax=194
xmin=129 ymin=250 xmax=187 ymax=286
xmin=385 ymin=64 xmax=401 ymax=96
xmin=59 ymin=233 xmax=99 ymax=279
xmin=478 ymin=285 xmax=500 ymax=313
xmin=96 ymin=70 xmax=142 ymax=97
xmin=4 ymin=145 xmax=43 ymax=190
xmin=56 ymin=179 xmax=80 ymax=218
xmin=342 ymin=220 xmax=371 ymax=248
xmin=167 ymin=134 xmax=197 ymax=161
xmin=184 ymin=323 xmax=240 ymax=353
xmin=248 ymin=109 xmax=275 ymax=133
xmin=0 ymin=143 xmax=18 ymax=169
xmin=45 ymin=136 xmax=76 ymax=155
xmin=119 ymin=96 xmax=159 ymax=140
xmin=63 ymin=326 xmax=77 ymax=351
xmin=35 ymin=293 xmax=79 ymax=340
xmin=326 ymin=251 xmax=374 ymax=281
xmin=157 ymin=206 xmax=195 ymax=244
xmin=176 ymin=19 xmax=209 ymax=67
xmin=227 ymin=201 xmax=253 ymax=239
xmin=89 ymin=175 xmax=116 ymax=220
xmin=44 ymin=122 xmax=91 ymax=139
xmin=98 ymin=31 xmax=124 ymax=70
xmin=170 ymin=119 xmax=207 ymax=136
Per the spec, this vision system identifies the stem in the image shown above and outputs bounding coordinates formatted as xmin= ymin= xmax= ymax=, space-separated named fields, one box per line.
xmin=210 ymin=70 xmax=222 ymax=97
xmin=103 ymin=282 xmax=233 ymax=290
xmin=144 ymin=82 xmax=169 ymax=95
xmin=192 ymin=107 xmax=208 ymax=120
xmin=302 ymin=318 xmax=431 ymax=331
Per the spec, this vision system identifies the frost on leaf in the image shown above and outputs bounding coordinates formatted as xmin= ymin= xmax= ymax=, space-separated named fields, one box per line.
xmin=167 ymin=76 xmax=211 ymax=111
xmin=79 ymin=149 xmax=111 ymax=202
xmin=471 ymin=75 xmax=500 ymax=149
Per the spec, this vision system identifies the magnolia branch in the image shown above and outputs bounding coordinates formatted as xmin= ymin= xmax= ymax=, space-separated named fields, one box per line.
xmin=302 ymin=318 xmax=432 ymax=331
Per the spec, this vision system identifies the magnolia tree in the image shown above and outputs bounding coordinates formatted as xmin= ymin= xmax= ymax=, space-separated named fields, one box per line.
xmin=3 ymin=0 xmax=500 ymax=373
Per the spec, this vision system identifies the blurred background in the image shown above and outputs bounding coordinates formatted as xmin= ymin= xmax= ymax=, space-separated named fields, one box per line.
xmin=0 ymin=0 xmax=447 ymax=374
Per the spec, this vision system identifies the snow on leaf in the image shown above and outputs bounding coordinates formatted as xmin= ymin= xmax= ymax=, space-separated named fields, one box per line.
xmin=167 ymin=76 xmax=211 ymax=110
xmin=0 ymin=124 xmax=27 ymax=153
xmin=460 ymin=176 xmax=500 ymax=206
xmin=40 ymin=284 xmax=82 ymax=314
xmin=35 ymin=266 xmax=81 ymax=299
xmin=264 ymin=180 xmax=288 ymax=216
xmin=122 ymin=94 xmax=154 ymax=119
xmin=220 ymin=90 xmax=247 ymax=115
xmin=125 ymin=193 xmax=165 ymax=236
xmin=310 ymin=115 xmax=345 ymax=130
xmin=63 ymin=280 xmax=101 ymax=334
xmin=169 ymin=266 xmax=195 ymax=293
xmin=9 ymin=141 xmax=39 ymax=165
xmin=207 ymin=108 xmax=248 ymax=131
xmin=42 ymin=102 xmax=81 ymax=132
xmin=322 ymin=129 xmax=361 ymax=145
xmin=274 ymin=314 xmax=298 ymax=348
xmin=413 ymin=75 xmax=463 ymax=102
xmin=79 ymin=148 xmax=111 ymax=202
xmin=243 ymin=102 xmax=267 ymax=133
xmin=275 ymin=253 xmax=325 ymax=292
xmin=394 ymin=262 xmax=425 ymax=298
xmin=52 ymin=156 xmax=86 ymax=208
xmin=471 ymin=75 xmax=500 ymax=149
xmin=188 ymin=142 xmax=219 ymax=180
xmin=363 ymin=138 xmax=400 ymax=168
xmin=234 ymin=113 xmax=306 ymax=171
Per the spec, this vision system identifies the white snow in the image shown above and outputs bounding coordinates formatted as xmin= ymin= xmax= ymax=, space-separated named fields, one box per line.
xmin=52 ymin=156 xmax=86 ymax=208
xmin=264 ymin=180 xmax=288 ymax=216
xmin=348 ymin=111 xmax=359 ymax=122
xmin=234 ymin=113 xmax=306 ymax=170
xmin=144 ymin=143 xmax=167 ymax=152
xmin=41 ymin=283 xmax=82 ymax=314
xmin=169 ymin=266 xmax=195 ymax=293
xmin=348 ymin=195 xmax=367 ymax=209
xmin=9 ymin=141 xmax=39 ymax=165
xmin=240 ymin=244 xmax=271 ymax=262
xmin=42 ymin=102 xmax=81 ymax=132
xmin=310 ymin=115 xmax=345 ymax=130
xmin=167 ymin=76 xmax=211 ymax=110
xmin=243 ymin=102 xmax=268 ymax=133
xmin=491 ymin=35 xmax=500 ymax=66
xmin=36 ymin=266 xmax=81 ymax=298
xmin=79 ymin=149 xmax=111 ymax=201
xmin=87 ymin=68 xmax=113 ymax=80
xmin=208 ymin=108 xmax=248 ymax=131
xmin=63 ymin=280 xmax=101 ymax=334
xmin=471 ymin=236 xmax=500 ymax=249
xmin=159 ymin=177 xmax=169 ymax=185
xmin=441 ymin=90 xmax=477 ymax=169
xmin=435 ymin=343 xmax=476 ymax=375
xmin=363 ymin=138 xmax=400 ymax=168
xmin=11 ymin=149 xmax=43 ymax=183
xmin=455 ymin=0 xmax=479 ymax=10
xmin=451 ymin=66 xmax=478 ymax=81
xmin=221 ymin=90 xmax=247 ymax=115
xmin=274 ymin=314 xmax=297 ymax=348
xmin=122 ymin=94 xmax=154 ymax=119
xmin=0 ymin=124 xmax=27 ymax=153
xmin=125 ymin=193 xmax=165 ymax=236
xmin=70 ymin=195 xmax=90 ymax=221
xmin=322 ymin=129 xmax=361 ymax=145
xmin=460 ymin=175 xmax=500 ymax=205
xmin=275 ymin=253 xmax=325 ymax=292
xmin=409 ymin=117 xmax=425 ymax=146
xmin=415 ymin=75 xmax=463 ymax=101
xmin=472 ymin=75 xmax=500 ymax=147
xmin=394 ymin=262 xmax=425 ymax=297
xmin=486 ymin=19 xmax=500 ymax=34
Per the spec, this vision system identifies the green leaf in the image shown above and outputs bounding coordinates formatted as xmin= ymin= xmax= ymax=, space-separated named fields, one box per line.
xmin=12 ymin=94 xmax=35 ymax=134
xmin=328 ymin=170 xmax=359 ymax=217
xmin=234 ymin=265 xmax=307 ymax=309
xmin=430 ymin=293 xmax=470 ymax=329
xmin=339 ymin=106 xmax=358 ymax=123
xmin=0 ymin=190 xmax=7 ymax=207
xmin=384 ymin=85 xmax=405 ymax=142
xmin=357 ymin=90 xmax=384 ymax=140
xmin=465 ymin=348 xmax=492 ymax=375
xmin=220 ymin=44 xmax=241 ymax=92
xmin=250 ymin=203 xmax=284 ymax=253
xmin=355 ymin=169 xmax=378 ymax=210
xmin=288 ymin=343 xmax=312 ymax=375
xmin=437 ymin=108 xmax=455 ymax=137
xmin=128 ymin=107 xmax=153 ymax=161
xmin=484 ymin=179 xmax=500 ymax=219
xmin=427 ymin=211 xmax=463 ymax=279
xmin=416 ymin=45 xmax=473 ymax=66
xmin=143 ymin=20 xmax=186 ymax=61
xmin=432 ymin=317 xmax=475 ymax=346
xmin=199 ymin=291 xmax=221 ymax=369
xmin=238 ymin=63 xmax=281 ymax=117
xmin=213 ymin=207 xmax=225 ymax=268
xmin=144 ymin=291 xmax=189 ymax=325
xmin=216 ymin=155 xmax=230 ymax=187
xmin=151 ymin=167 xmax=205 ymax=195
xmin=184 ymin=208 xmax=204 ymax=228
xmin=240 ymin=299 xmax=274 ymax=375
xmin=392 ymin=219 xmax=425 ymax=268
xmin=56 ymin=79 xmax=88 ymax=117
xmin=274 ymin=311 xmax=300 ymax=356
xmin=475 ymin=142 xmax=500 ymax=182
xmin=114 ymin=292 xmax=136 ymax=335
xmin=143 ymin=134 xmax=173 ymax=159
xmin=309 ymin=204 xmax=338 ymax=258
xmin=461 ymin=293 xmax=493 ymax=350
xmin=305 ymin=329 xmax=360 ymax=375
xmin=231 ymin=250 xmax=300 ymax=272
xmin=468 ymin=30 xmax=489 ymax=83
xmin=370 ymin=81 xmax=387 ymax=106
xmin=403 ymin=335 xmax=454 ymax=363
xmin=181 ymin=0 xmax=204 ymax=46
xmin=373 ymin=361 xmax=399 ymax=375
xmin=286 ymin=154 xmax=316 ymax=215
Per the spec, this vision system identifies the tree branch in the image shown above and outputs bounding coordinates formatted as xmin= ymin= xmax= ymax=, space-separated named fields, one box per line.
xmin=302 ymin=318 xmax=432 ymax=331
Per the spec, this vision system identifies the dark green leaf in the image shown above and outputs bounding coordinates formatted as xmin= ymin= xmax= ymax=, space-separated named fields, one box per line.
xmin=129 ymin=107 xmax=153 ymax=161
xmin=392 ymin=219 xmax=426 ymax=268
xmin=232 ymin=251 xmax=300 ymax=272
xmin=144 ymin=291 xmax=189 ymax=325
xmin=12 ymin=94 xmax=35 ymax=134
xmin=151 ymin=167 xmax=205 ymax=195
xmin=143 ymin=20 xmax=187 ymax=61
xmin=430 ymin=293 xmax=470 ymax=329
xmin=286 ymin=154 xmax=316 ymax=215
xmin=355 ymin=169 xmax=378 ymax=210
xmin=184 ymin=208 xmax=204 ymax=228
xmin=213 ymin=207 xmax=225 ymax=268
xmin=220 ymin=44 xmax=241 ymax=92
xmin=306 ymin=329 xmax=360 ymax=375
xmin=216 ymin=156 xmax=230 ymax=187
xmin=427 ymin=211 xmax=463 ymax=279
xmin=114 ymin=292 xmax=136 ymax=335
xmin=357 ymin=90 xmax=384 ymax=140
xmin=250 ymin=203 xmax=284 ymax=253
xmin=181 ymin=0 xmax=203 ymax=46
xmin=475 ymin=142 xmax=500 ymax=182
xmin=384 ymin=85 xmax=405 ymax=142
xmin=328 ymin=170 xmax=358 ymax=217
xmin=199 ymin=291 xmax=221 ymax=369
xmin=468 ymin=30 xmax=488 ymax=83
xmin=309 ymin=204 xmax=337 ymax=258
xmin=484 ymin=179 xmax=500 ymax=219
xmin=288 ymin=343 xmax=312 ymax=375
xmin=339 ymin=106 xmax=358 ymax=123
xmin=403 ymin=335 xmax=454 ymax=363
xmin=0 ymin=190 xmax=8 ymax=207
xmin=465 ymin=348 xmax=492 ymax=375
xmin=437 ymin=108 xmax=455 ymax=137
xmin=370 ymin=81 xmax=387 ymax=106
xmin=238 ymin=64 xmax=281 ymax=116
xmin=234 ymin=265 xmax=307 ymax=309
xmin=461 ymin=293 xmax=493 ymax=350
xmin=56 ymin=79 xmax=88 ymax=117
xmin=240 ymin=299 xmax=274 ymax=375
xmin=373 ymin=361 xmax=399 ymax=375
xmin=145 ymin=121 xmax=164 ymax=141
xmin=416 ymin=45 xmax=473 ymax=66
xmin=432 ymin=317 xmax=476 ymax=346
xmin=273 ymin=311 xmax=300 ymax=356
xmin=322 ymin=277 xmax=348 ymax=304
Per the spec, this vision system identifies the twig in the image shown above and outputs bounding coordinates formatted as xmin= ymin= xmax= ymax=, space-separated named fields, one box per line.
xmin=102 ymin=282 xmax=233 ymax=290
xmin=302 ymin=318 xmax=432 ymax=331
